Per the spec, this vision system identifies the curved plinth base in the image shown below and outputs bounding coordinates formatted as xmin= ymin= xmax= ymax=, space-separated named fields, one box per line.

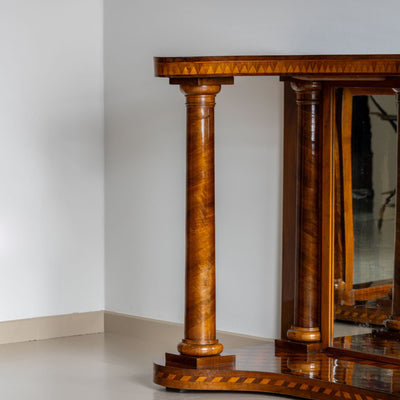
xmin=154 ymin=343 xmax=399 ymax=400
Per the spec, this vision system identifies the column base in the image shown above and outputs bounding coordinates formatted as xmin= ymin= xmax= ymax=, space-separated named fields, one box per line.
xmin=286 ymin=326 xmax=321 ymax=342
xmin=178 ymin=339 xmax=223 ymax=357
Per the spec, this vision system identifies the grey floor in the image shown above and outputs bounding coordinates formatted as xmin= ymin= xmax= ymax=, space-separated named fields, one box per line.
xmin=0 ymin=332 xmax=290 ymax=400
xmin=2 ymin=199 xmax=394 ymax=399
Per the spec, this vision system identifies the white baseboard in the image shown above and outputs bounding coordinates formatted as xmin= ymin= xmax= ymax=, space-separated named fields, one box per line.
xmin=0 ymin=310 xmax=270 ymax=348
xmin=104 ymin=311 xmax=271 ymax=349
xmin=0 ymin=311 xmax=104 ymax=345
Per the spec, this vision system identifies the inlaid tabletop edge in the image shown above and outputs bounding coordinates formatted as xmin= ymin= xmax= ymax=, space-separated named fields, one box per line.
xmin=154 ymin=54 xmax=400 ymax=78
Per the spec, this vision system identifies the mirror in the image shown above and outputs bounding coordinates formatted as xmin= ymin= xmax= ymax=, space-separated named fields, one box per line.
xmin=333 ymin=89 xmax=397 ymax=341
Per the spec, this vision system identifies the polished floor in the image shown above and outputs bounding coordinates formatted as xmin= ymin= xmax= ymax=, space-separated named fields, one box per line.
xmin=0 ymin=332 xmax=290 ymax=400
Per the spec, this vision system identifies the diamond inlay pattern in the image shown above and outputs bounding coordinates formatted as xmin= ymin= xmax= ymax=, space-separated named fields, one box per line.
xmin=154 ymin=343 xmax=400 ymax=400
xmin=154 ymin=56 xmax=400 ymax=78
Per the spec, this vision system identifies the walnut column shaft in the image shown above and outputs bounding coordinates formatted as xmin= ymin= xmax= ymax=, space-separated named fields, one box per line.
xmin=287 ymin=81 xmax=322 ymax=343
xmin=386 ymin=89 xmax=400 ymax=331
xmin=177 ymin=83 xmax=223 ymax=357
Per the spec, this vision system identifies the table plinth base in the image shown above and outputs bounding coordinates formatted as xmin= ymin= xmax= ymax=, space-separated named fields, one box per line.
xmin=275 ymin=338 xmax=323 ymax=353
xmin=165 ymin=353 xmax=235 ymax=370
xmin=154 ymin=343 xmax=399 ymax=400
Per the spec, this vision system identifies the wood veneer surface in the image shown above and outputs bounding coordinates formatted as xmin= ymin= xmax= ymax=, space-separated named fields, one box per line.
xmin=154 ymin=343 xmax=400 ymax=399
xmin=154 ymin=55 xmax=400 ymax=78
xmin=332 ymin=334 xmax=400 ymax=365
xmin=153 ymin=54 xmax=400 ymax=399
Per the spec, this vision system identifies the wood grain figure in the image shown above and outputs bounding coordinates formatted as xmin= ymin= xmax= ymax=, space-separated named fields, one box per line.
xmin=152 ymin=55 xmax=400 ymax=399
xmin=287 ymin=80 xmax=322 ymax=343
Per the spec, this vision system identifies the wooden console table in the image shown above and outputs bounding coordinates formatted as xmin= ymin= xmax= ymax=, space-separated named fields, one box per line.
xmin=153 ymin=55 xmax=400 ymax=400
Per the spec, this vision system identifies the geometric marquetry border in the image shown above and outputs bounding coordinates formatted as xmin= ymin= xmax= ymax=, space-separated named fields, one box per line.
xmin=154 ymin=364 xmax=394 ymax=400
xmin=154 ymin=55 xmax=400 ymax=78
xmin=335 ymin=304 xmax=389 ymax=326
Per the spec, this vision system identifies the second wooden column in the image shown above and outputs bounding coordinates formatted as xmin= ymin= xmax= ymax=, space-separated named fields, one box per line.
xmin=287 ymin=80 xmax=323 ymax=343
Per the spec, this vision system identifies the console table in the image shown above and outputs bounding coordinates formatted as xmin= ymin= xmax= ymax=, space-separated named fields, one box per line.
xmin=153 ymin=55 xmax=400 ymax=400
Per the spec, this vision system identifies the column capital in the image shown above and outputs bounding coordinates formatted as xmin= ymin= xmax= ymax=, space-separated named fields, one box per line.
xmin=291 ymin=80 xmax=322 ymax=104
xmin=179 ymin=84 xmax=221 ymax=97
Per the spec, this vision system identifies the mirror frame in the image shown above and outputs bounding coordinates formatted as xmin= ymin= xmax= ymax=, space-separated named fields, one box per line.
xmin=334 ymin=88 xmax=396 ymax=327
xmin=282 ymin=78 xmax=400 ymax=362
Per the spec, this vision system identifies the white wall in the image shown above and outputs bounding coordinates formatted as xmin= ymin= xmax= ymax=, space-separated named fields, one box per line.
xmin=104 ymin=0 xmax=400 ymax=338
xmin=0 ymin=0 xmax=104 ymax=321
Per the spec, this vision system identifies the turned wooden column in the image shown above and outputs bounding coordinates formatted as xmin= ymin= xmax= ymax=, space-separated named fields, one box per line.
xmin=386 ymin=88 xmax=400 ymax=331
xmin=171 ymin=77 xmax=233 ymax=357
xmin=287 ymin=80 xmax=322 ymax=343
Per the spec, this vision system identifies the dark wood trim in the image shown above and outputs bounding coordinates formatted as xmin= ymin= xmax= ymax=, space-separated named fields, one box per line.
xmin=281 ymin=81 xmax=298 ymax=339
xmin=337 ymin=88 xmax=355 ymax=299
xmin=287 ymin=80 xmax=323 ymax=343
xmin=320 ymin=83 xmax=335 ymax=348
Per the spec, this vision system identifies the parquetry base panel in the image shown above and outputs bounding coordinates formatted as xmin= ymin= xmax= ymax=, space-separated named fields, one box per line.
xmin=154 ymin=343 xmax=400 ymax=400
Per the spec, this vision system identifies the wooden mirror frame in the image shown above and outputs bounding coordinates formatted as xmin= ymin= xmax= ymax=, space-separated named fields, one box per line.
xmin=333 ymin=87 xmax=396 ymax=326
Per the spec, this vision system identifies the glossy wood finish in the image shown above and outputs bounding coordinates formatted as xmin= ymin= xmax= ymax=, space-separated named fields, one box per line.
xmin=153 ymin=55 xmax=400 ymax=399
xmin=335 ymin=280 xmax=393 ymax=324
xmin=155 ymin=55 xmax=400 ymax=78
xmin=320 ymin=83 xmax=335 ymax=349
xmin=336 ymin=88 xmax=355 ymax=301
xmin=335 ymin=301 xmax=391 ymax=325
xmin=165 ymin=353 xmax=235 ymax=370
xmin=174 ymin=79 xmax=228 ymax=357
xmin=281 ymin=82 xmax=298 ymax=339
xmin=331 ymin=334 xmax=400 ymax=366
xmin=386 ymin=89 xmax=400 ymax=331
xmin=155 ymin=343 xmax=400 ymax=399
xmin=287 ymin=81 xmax=322 ymax=343
xmin=334 ymin=88 xmax=346 ymax=292
xmin=353 ymin=280 xmax=393 ymax=302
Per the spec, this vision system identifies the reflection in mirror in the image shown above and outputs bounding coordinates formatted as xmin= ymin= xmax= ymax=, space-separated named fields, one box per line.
xmin=334 ymin=91 xmax=397 ymax=342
